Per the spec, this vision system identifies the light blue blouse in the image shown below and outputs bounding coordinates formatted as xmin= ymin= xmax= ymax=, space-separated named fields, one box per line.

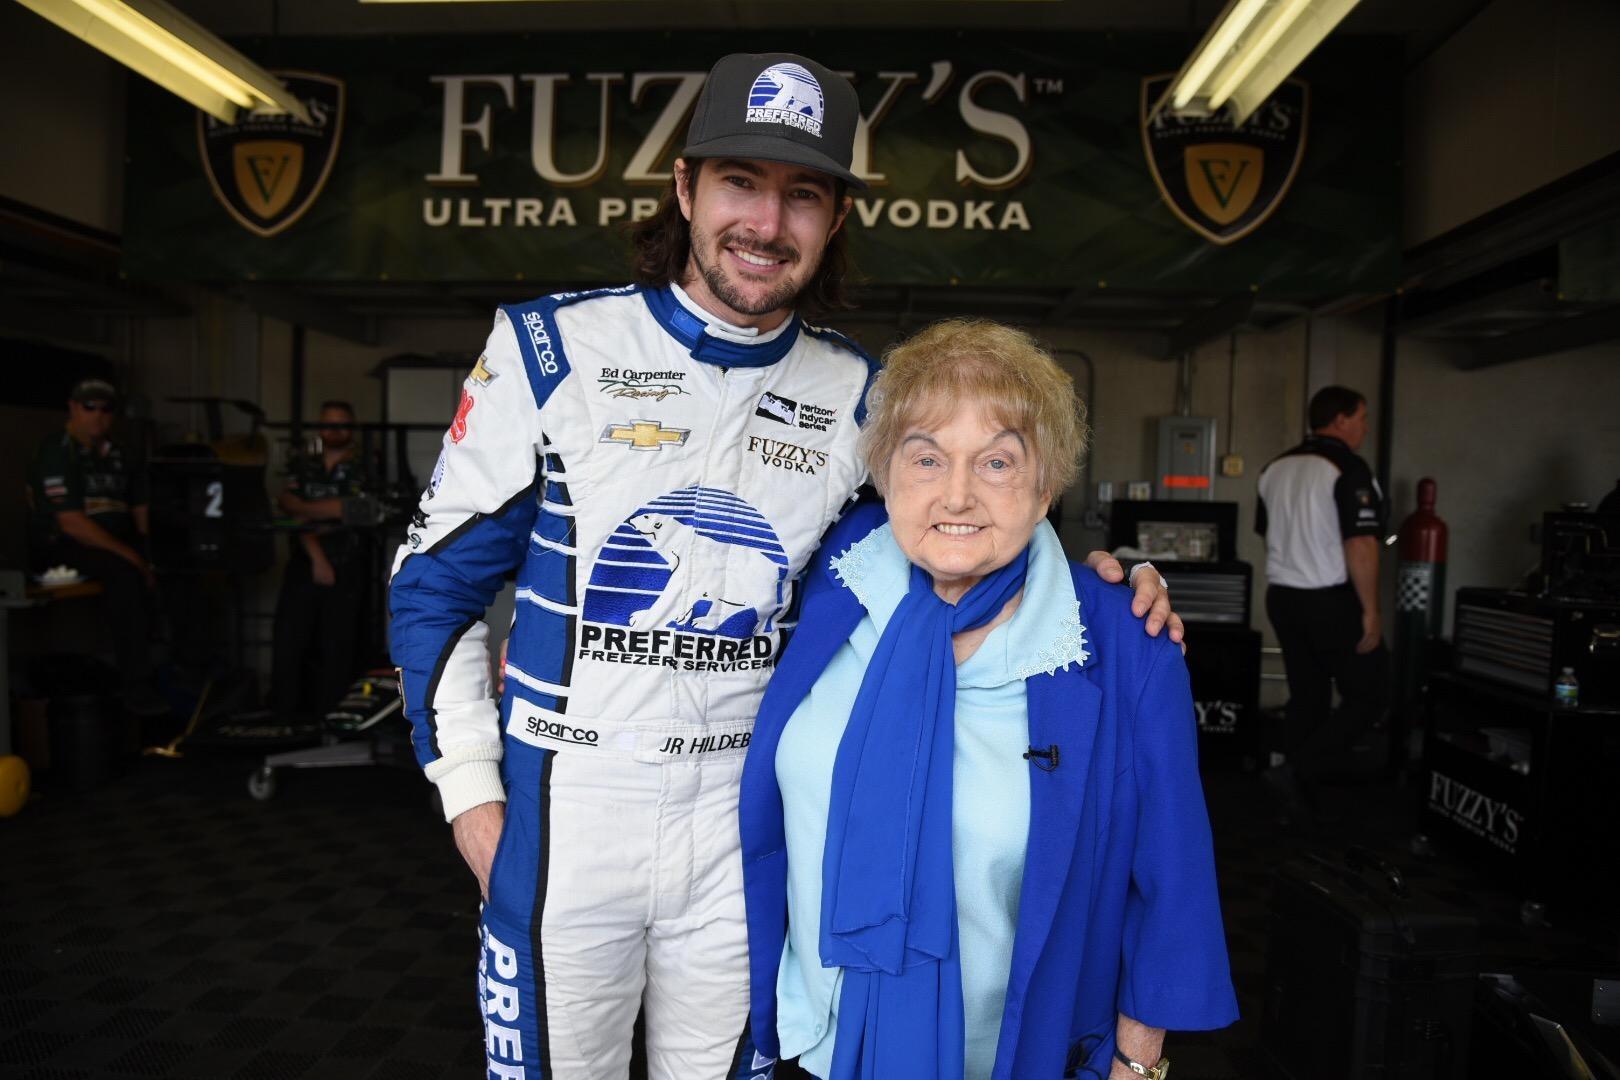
xmin=773 ymin=520 xmax=1090 ymax=1080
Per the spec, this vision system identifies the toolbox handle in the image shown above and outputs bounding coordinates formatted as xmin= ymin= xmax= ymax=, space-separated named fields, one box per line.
xmin=1345 ymin=845 xmax=1408 ymax=899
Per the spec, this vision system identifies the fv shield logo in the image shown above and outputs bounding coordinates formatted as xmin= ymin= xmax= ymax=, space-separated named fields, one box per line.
xmin=1141 ymin=75 xmax=1308 ymax=246
xmin=584 ymin=487 xmax=789 ymax=638
xmin=198 ymin=72 xmax=344 ymax=238
xmin=747 ymin=63 xmax=825 ymax=137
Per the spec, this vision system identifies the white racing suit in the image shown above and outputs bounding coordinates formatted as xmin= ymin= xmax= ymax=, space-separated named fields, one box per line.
xmin=389 ymin=283 xmax=875 ymax=1080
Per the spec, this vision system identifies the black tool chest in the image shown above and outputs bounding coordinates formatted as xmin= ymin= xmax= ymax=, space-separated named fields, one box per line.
xmin=1261 ymin=850 xmax=1480 ymax=1079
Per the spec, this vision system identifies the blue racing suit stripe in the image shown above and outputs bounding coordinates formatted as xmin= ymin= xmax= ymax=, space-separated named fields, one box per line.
xmin=521 ymin=544 xmax=573 ymax=610
xmin=529 ymin=749 xmax=555 ymax=1075
xmin=500 ymin=286 xmax=634 ymax=409
xmin=506 ymin=604 xmax=572 ymax=707
xmin=481 ymin=743 xmax=554 ymax=1078
xmin=533 ymin=507 xmax=574 ymax=547
xmin=392 ymin=480 xmax=539 ymax=767
xmin=512 ymin=439 xmax=576 ymax=701
xmin=500 ymin=303 xmax=571 ymax=409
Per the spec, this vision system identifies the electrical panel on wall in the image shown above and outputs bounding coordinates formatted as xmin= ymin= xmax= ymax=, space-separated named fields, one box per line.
xmin=1156 ymin=416 xmax=1216 ymax=501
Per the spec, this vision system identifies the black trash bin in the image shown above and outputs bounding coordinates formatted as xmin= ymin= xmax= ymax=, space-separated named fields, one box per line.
xmin=29 ymin=653 xmax=124 ymax=794
xmin=47 ymin=693 xmax=122 ymax=793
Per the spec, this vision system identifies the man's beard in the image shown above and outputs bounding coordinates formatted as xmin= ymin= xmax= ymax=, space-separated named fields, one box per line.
xmin=688 ymin=224 xmax=814 ymax=318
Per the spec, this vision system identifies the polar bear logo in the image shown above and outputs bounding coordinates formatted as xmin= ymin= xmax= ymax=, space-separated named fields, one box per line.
xmin=625 ymin=512 xmax=784 ymax=633
xmin=748 ymin=64 xmax=824 ymax=121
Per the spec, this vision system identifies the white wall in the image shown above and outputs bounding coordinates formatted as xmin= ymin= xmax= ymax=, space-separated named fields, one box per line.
xmin=1388 ymin=340 xmax=1620 ymax=621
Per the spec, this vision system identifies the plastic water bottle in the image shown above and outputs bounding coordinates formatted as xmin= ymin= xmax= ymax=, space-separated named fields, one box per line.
xmin=1554 ymin=667 xmax=1579 ymax=707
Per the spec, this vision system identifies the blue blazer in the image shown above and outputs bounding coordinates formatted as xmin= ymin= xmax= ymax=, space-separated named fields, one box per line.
xmin=739 ymin=505 xmax=1239 ymax=1079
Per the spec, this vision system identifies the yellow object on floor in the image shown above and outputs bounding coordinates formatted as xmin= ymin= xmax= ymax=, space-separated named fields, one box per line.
xmin=0 ymin=755 xmax=30 ymax=817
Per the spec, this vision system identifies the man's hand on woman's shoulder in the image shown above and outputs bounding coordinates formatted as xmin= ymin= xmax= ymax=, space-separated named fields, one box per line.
xmin=1083 ymin=551 xmax=1186 ymax=650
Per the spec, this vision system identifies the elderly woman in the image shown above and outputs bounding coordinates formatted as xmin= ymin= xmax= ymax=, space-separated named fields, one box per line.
xmin=739 ymin=320 xmax=1237 ymax=1080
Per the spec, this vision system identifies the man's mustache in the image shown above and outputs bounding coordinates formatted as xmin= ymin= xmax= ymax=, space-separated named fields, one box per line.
xmin=717 ymin=232 xmax=798 ymax=264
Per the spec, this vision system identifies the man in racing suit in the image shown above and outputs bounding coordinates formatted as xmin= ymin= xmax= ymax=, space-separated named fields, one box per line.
xmin=390 ymin=52 xmax=1181 ymax=1080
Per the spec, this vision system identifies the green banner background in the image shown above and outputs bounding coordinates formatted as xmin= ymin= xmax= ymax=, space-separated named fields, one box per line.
xmin=122 ymin=32 xmax=1401 ymax=295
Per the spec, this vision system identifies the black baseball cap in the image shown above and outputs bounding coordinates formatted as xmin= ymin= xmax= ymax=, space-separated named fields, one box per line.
xmin=69 ymin=378 xmax=117 ymax=405
xmin=681 ymin=53 xmax=867 ymax=190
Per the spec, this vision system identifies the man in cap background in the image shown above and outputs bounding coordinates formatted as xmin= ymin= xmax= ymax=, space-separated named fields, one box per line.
xmin=27 ymin=378 xmax=164 ymax=715
xmin=390 ymin=53 xmax=1179 ymax=1079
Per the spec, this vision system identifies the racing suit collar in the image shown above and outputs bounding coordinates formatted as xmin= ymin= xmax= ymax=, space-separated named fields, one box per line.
xmin=644 ymin=283 xmax=801 ymax=369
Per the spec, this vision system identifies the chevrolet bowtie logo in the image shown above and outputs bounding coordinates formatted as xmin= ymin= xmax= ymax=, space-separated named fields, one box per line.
xmin=600 ymin=419 xmax=690 ymax=451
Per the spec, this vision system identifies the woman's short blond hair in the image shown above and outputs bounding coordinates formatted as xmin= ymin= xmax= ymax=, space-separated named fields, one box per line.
xmin=860 ymin=319 xmax=1088 ymax=498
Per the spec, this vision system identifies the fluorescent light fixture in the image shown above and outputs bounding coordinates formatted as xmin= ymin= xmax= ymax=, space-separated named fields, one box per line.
xmin=1171 ymin=0 xmax=1267 ymax=110
xmin=1206 ymin=0 xmax=1309 ymax=110
xmin=16 ymin=0 xmax=311 ymax=123
xmin=1158 ymin=0 xmax=1361 ymax=125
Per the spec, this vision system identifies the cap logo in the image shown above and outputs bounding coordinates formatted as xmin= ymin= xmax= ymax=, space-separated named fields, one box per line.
xmin=746 ymin=63 xmax=824 ymax=137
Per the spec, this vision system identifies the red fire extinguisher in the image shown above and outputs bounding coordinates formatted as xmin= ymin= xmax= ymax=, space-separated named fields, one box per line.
xmin=1395 ymin=478 xmax=1448 ymax=711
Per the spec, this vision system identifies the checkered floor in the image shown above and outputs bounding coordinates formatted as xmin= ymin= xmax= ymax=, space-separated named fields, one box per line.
xmin=1 ymin=752 xmax=484 ymax=1079
xmin=1 ymin=747 xmax=1614 ymax=1079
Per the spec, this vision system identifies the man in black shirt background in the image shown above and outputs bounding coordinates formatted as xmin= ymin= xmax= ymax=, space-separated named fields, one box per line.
xmin=1256 ymin=385 xmax=1389 ymax=821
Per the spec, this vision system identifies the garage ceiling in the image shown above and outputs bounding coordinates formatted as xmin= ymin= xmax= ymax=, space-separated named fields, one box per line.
xmin=8 ymin=0 xmax=1618 ymax=364
xmin=166 ymin=0 xmax=1491 ymax=64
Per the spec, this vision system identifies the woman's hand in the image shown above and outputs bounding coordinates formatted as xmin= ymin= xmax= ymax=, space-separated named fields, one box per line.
xmin=1083 ymin=551 xmax=1185 ymax=647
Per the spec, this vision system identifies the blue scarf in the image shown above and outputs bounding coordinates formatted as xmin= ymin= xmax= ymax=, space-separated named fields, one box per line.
xmin=820 ymin=547 xmax=1032 ymax=1080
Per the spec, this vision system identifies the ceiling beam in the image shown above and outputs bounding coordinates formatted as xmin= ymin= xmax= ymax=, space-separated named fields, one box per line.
xmin=1164 ymin=292 xmax=1255 ymax=359
xmin=1460 ymin=304 xmax=1620 ymax=369
xmin=0 ymin=258 xmax=191 ymax=318
xmin=1046 ymin=285 xmax=1097 ymax=324
xmin=1403 ymin=149 xmax=1620 ymax=294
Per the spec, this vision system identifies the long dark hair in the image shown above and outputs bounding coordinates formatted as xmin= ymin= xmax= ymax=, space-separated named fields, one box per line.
xmin=627 ymin=161 xmax=854 ymax=319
